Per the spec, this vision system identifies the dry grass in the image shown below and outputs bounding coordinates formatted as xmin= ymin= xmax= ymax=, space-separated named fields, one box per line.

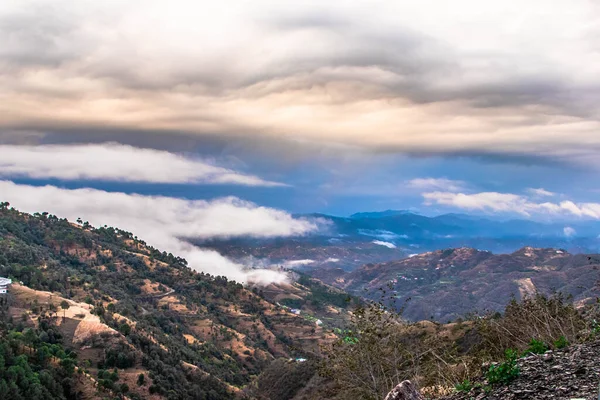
xmin=11 ymin=283 xmax=119 ymax=343
xmin=476 ymin=293 xmax=585 ymax=357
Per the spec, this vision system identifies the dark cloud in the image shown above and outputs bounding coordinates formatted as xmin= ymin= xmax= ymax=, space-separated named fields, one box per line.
xmin=1 ymin=0 xmax=600 ymax=169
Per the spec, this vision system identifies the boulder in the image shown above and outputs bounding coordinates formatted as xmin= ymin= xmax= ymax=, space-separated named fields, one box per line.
xmin=384 ymin=380 xmax=424 ymax=400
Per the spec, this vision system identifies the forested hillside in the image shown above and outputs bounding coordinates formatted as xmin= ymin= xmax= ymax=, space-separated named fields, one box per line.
xmin=0 ymin=203 xmax=349 ymax=399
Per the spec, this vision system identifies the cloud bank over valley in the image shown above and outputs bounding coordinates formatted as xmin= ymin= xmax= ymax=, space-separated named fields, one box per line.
xmin=0 ymin=181 xmax=318 ymax=283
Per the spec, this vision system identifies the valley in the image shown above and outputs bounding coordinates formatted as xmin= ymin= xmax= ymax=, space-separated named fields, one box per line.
xmin=3 ymin=205 xmax=600 ymax=399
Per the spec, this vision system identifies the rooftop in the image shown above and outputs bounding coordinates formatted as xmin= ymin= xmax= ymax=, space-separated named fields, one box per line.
xmin=0 ymin=277 xmax=12 ymax=286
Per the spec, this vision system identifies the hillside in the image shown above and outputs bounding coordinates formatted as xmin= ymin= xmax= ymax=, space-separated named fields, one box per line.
xmin=0 ymin=204 xmax=352 ymax=399
xmin=311 ymin=247 xmax=600 ymax=321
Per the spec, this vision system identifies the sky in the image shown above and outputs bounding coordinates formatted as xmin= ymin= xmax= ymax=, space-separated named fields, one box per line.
xmin=2 ymin=0 xmax=600 ymax=280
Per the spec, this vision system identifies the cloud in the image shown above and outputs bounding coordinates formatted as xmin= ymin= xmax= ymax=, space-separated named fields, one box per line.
xmin=284 ymin=259 xmax=315 ymax=268
xmin=0 ymin=181 xmax=318 ymax=283
xmin=1 ymin=0 xmax=600 ymax=165
xmin=0 ymin=143 xmax=286 ymax=186
xmin=422 ymin=190 xmax=600 ymax=219
xmin=423 ymin=191 xmax=535 ymax=214
xmin=526 ymin=188 xmax=555 ymax=197
xmin=407 ymin=178 xmax=466 ymax=192
xmin=358 ymin=229 xmax=407 ymax=240
xmin=563 ymin=226 xmax=576 ymax=237
xmin=372 ymin=240 xmax=397 ymax=249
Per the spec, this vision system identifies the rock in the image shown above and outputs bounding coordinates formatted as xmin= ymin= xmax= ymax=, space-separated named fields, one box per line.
xmin=543 ymin=351 xmax=553 ymax=362
xmin=441 ymin=338 xmax=600 ymax=400
xmin=384 ymin=380 xmax=424 ymax=400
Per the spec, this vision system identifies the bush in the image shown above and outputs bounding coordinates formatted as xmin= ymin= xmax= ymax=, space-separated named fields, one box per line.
xmin=321 ymin=301 xmax=471 ymax=399
xmin=523 ymin=338 xmax=548 ymax=355
xmin=486 ymin=349 xmax=520 ymax=385
xmin=454 ymin=379 xmax=473 ymax=392
xmin=553 ymin=335 xmax=569 ymax=349
xmin=476 ymin=293 xmax=584 ymax=358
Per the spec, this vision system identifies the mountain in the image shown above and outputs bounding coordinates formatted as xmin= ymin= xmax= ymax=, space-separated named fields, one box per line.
xmin=201 ymin=211 xmax=600 ymax=275
xmin=349 ymin=210 xmax=415 ymax=219
xmin=0 ymin=205 xmax=355 ymax=399
xmin=308 ymin=247 xmax=600 ymax=322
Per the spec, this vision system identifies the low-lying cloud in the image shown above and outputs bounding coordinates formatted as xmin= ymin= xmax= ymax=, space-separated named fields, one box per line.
xmin=372 ymin=240 xmax=397 ymax=249
xmin=423 ymin=190 xmax=600 ymax=219
xmin=0 ymin=143 xmax=286 ymax=186
xmin=0 ymin=181 xmax=318 ymax=283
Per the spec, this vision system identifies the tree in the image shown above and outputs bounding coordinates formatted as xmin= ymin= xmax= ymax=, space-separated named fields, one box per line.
xmin=137 ymin=373 xmax=145 ymax=386
xmin=60 ymin=300 xmax=70 ymax=320
xmin=118 ymin=323 xmax=131 ymax=336
xmin=23 ymin=328 xmax=37 ymax=355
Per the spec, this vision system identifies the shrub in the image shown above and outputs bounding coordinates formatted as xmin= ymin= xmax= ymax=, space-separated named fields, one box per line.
xmin=523 ymin=338 xmax=548 ymax=355
xmin=455 ymin=379 xmax=473 ymax=392
xmin=321 ymin=301 xmax=472 ymax=399
xmin=553 ymin=335 xmax=569 ymax=349
xmin=486 ymin=349 xmax=519 ymax=385
xmin=476 ymin=293 xmax=584 ymax=358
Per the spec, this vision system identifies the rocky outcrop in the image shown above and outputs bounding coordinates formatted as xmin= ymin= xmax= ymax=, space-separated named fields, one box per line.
xmin=445 ymin=340 xmax=600 ymax=400
xmin=384 ymin=380 xmax=424 ymax=400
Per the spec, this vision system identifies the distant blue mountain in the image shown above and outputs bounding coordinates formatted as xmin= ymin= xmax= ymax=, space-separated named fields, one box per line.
xmin=349 ymin=210 xmax=415 ymax=219
xmin=300 ymin=210 xmax=600 ymax=254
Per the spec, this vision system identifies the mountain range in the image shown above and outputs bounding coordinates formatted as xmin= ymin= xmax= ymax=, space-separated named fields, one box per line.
xmin=308 ymin=246 xmax=600 ymax=321
xmin=201 ymin=210 xmax=600 ymax=273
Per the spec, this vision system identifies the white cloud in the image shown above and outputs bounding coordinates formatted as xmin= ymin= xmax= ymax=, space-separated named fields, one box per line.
xmin=358 ymin=229 xmax=407 ymax=240
xmin=0 ymin=143 xmax=286 ymax=186
xmin=284 ymin=259 xmax=315 ymax=267
xmin=563 ymin=226 xmax=576 ymax=237
xmin=407 ymin=178 xmax=466 ymax=192
xmin=526 ymin=188 xmax=555 ymax=197
xmin=422 ymin=190 xmax=600 ymax=219
xmin=423 ymin=191 xmax=534 ymax=215
xmin=0 ymin=181 xmax=318 ymax=283
xmin=372 ymin=240 xmax=397 ymax=249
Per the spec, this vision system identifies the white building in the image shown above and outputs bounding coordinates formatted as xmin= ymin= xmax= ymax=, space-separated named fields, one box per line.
xmin=0 ymin=277 xmax=12 ymax=294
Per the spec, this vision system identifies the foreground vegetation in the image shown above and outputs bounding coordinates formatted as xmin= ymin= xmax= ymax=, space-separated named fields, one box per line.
xmin=319 ymin=291 xmax=600 ymax=399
